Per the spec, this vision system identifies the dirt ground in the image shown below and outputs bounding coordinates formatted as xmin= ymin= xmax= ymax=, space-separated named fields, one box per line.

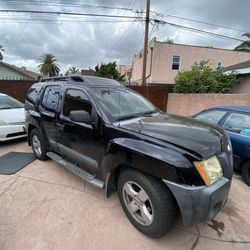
xmin=0 ymin=138 xmax=250 ymax=250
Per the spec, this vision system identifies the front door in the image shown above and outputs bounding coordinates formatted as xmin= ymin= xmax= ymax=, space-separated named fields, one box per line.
xmin=57 ymin=88 xmax=103 ymax=175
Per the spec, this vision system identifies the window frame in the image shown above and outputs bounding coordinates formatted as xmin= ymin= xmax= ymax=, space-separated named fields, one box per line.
xmin=40 ymin=85 xmax=62 ymax=114
xmin=222 ymin=111 xmax=250 ymax=135
xmin=217 ymin=61 xmax=223 ymax=68
xmin=194 ymin=109 xmax=228 ymax=125
xmin=61 ymin=87 xmax=92 ymax=120
xmin=172 ymin=55 xmax=181 ymax=70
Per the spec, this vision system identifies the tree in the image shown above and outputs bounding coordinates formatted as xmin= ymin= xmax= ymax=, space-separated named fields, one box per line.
xmin=94 ymin=62 xmax=124 ymax=81
xmin=173 ymin=61 xmax=238 ymax=93
xmin=38 ymin=53 xmax=60 ymax=77
xmin=234 ymin=33 xmax=250 ymax=52
xmin=65 ymin=66 xmax=80 ymax=76
xmin=0 ymin=45 xmax=4 ymax=61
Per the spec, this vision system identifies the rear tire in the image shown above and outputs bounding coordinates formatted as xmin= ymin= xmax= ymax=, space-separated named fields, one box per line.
xmin=242 ymin=161 xmax=250 ymax=186
xmin=117 ymin=168 xmax=177 ymax=238
xmin=30 ymin=129 xmax=47 ymax=160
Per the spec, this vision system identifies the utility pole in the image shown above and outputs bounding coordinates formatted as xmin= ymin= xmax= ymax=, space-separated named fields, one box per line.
xmin=141 ymin=0 xmax=150 ymax=86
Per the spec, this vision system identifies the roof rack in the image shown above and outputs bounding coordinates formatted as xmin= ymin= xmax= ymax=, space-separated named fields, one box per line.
xmin=40 ymin=75 xmax=84 ymax=83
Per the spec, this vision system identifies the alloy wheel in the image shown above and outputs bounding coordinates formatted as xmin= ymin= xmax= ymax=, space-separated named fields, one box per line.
xmin=122 ymin=181 xmax=154 ymax=226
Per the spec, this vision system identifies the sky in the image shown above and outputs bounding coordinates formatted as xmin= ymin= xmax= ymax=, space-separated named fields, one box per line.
xmin=0 ymin=0 xmax=249 ymax=74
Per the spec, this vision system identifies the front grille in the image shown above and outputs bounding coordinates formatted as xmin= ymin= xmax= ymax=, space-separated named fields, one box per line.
xmin=6 ymin=131 xmax=26 ymax=138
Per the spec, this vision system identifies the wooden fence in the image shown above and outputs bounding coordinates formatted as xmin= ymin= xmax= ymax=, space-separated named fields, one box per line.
xmin=0 ymin=80 xmax=35 ymax=102
xmin=128 ymin=85 xmax=172 ymax=111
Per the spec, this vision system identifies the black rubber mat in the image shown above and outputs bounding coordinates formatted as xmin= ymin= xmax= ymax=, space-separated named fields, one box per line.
xmin=0 ymin=152 xmax=36 ymax=175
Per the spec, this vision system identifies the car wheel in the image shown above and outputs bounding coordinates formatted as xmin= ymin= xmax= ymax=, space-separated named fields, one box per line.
xmin=242 ymin=162 xmax=250 ymax=186
xmin=30 ymin=129 xmax=47 ymax=160
xmin=117 ymin=168 xmax=177 ymax=238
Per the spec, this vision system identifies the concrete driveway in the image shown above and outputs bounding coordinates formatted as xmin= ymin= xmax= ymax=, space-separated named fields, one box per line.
xmin=0 ymin=139 xmax=250 ymax=250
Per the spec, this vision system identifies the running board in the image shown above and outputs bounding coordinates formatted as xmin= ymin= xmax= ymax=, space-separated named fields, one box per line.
xmin=46 ymin=152 xmax=104 ymax=189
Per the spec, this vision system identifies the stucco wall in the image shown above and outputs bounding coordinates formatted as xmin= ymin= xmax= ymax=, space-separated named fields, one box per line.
xmin=167 ymin=93 xmax=250 ymax=116
xmin=131 ymin=40 xmax=250 ymax=85
xmin=231 ymin=75 xmax=250 ymax=93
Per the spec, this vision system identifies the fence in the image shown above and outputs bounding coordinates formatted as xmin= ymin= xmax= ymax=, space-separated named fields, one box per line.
xmin=0 ymin=80 xmax=35 ymax=102
xmin=128 ymin=85 xmax=172 ymax=111
xmin=167 ymin=93 xmax=250 ymax=116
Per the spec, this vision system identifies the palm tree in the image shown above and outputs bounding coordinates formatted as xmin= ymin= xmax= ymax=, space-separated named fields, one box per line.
xmin=0 ymin=45 xmax=4 ymax=61
xmin=65 ymin=66 xmax=80 ymax=76
xmin=234 ymin=33 xmax=250 ymax=52
xmin=38 ymin=53 xmax=60 ymax=77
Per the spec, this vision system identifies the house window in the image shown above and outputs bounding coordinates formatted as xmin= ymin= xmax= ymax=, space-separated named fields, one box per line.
xmin=217 ymin=62 xmax=223 ymax=68
xmin=172 ymin=55 xmax=180 ymax=70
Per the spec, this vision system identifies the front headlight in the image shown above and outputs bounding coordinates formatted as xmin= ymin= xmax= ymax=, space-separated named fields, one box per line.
xmin=194 ymin=156 xmax=223 ymax=186
xmin=0 ymin=120 xmax=8 ymax=126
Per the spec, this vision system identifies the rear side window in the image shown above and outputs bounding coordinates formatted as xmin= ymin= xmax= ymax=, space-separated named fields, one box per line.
xmin=27 ymin=84 xmax=43 ymax=103
xmin=223 ymin=112 xmax=250 ymax=135
xmin=41 ymin=86 xmax=61 ymax=113
xmin=195 ymin=110 xmax=226 ymax=124
xmin=63 ymin=89 xmax=91 ymax=117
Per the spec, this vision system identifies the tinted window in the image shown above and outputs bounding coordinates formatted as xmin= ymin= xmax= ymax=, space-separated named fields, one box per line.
xmin=195 ymin=110 xmax=226 ymax=124
xmin=41 ymin=86 xmax=61 ymax=112
xmin=27 ymin=84 xmax=43 ymax=103
xmin=63 ymin=89 xmax=91 ymax=117
xmin=223 ymin=112 xmax=250 ymax=135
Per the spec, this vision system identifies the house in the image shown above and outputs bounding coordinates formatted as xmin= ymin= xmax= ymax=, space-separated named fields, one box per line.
xmin=0 ymin=61 xmax=40 ymax=102
xmin=0 ymin=61 xmax=40 ymax=81
xmin=225 ymin=60 xmax=250 ymax=93
xmin=131 ymin=38 xmax=250 ymax=85
xmin=117 ymin=65 xmax=132 ymax=83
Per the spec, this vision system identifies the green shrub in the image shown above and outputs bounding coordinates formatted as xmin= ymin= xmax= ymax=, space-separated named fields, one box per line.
xmin=173 ymin=61 xmax=238 ymax=93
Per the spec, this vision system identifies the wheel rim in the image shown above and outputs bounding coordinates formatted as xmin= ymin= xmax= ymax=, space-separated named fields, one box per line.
xmin=122 ymin=181 xmax=154 ymax=226
xmin=32 ymin=135 xmax=42 ymax=157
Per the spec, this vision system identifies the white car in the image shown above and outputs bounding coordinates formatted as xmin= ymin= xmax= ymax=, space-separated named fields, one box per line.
xmin=0 ymin=93 xmax=26 ymax=141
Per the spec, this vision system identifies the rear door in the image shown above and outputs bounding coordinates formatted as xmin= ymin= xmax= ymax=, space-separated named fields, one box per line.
xmin=222 ymin=112 xmax=250 ymax=168
xmin=39 ymin=85 xmax=61 ymax=151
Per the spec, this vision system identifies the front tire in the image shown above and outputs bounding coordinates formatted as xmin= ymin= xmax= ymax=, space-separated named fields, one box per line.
xmin=242 ymin=161 xmax=250 ymax=186
xmin=117 ymin=168 xmax=177 ymax=238
xmin=30 ymin=129 xmax=47 ymax=160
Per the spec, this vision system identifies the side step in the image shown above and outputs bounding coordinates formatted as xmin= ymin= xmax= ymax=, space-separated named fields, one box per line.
xmin=46 ymin=152 xmax=104 ymax=189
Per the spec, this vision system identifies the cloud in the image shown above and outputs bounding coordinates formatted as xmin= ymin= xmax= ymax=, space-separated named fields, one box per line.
xmin=0 ymin=0 xmax=249 ymax=74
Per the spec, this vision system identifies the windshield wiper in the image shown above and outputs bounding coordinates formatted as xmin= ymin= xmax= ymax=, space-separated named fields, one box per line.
xmin=116 ymin=114 xmax=140 ymax=122
xmin=141 ymin=109 xmax=159 ymax=117
xmin=0 ymin=107 xmax=13 ymax=110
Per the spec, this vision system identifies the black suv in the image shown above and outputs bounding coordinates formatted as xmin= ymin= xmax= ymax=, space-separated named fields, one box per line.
xmin=25 ymin=75 xmax=233 ymax=238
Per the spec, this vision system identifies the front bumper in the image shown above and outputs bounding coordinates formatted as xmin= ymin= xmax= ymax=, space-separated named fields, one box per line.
xmin=0 ymin=125 xmax=27 ymax=142
xmin=163 ymin=177 xmax=231 ymax=226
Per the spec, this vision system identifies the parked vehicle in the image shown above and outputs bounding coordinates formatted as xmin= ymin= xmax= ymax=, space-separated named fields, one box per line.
xmin=0 ymin=93 xmax=26 ymax=142
xmin=194 ymin=106 xmax=250 ymax=186
xmin=25 ymin=76 xmax=233 ymax=238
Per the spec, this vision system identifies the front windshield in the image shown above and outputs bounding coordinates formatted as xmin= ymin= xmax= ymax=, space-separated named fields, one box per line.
xmin=0 ymin=95 xmax=24 ymax=109
xmin=92 ymin=88 xmax=157 ymax=122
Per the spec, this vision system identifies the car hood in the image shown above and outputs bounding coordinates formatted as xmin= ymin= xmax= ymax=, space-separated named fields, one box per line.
xmin=0 ymin=108 xmax=25 ymax=123
xmin=119 ymin=113 xmax=224 ymax=159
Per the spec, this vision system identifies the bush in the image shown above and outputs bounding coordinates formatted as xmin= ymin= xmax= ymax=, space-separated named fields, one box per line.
xmin=173 ymin=61 xmax=238 ymax=93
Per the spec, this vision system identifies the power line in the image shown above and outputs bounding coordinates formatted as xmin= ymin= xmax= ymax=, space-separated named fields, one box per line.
xmin=166 ymin=15 xmax=248 ymax=34
xmin=0 ymin=9 xmax=144 ymax=20
xmin=154 ymin=19 xmax=245 ymax=42
xmin=2 ymin=1 xmax=134 ymax=12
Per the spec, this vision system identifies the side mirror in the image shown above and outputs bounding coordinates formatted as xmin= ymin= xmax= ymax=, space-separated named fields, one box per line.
xmin=69 ymin=110 xmax=91 ymax=124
